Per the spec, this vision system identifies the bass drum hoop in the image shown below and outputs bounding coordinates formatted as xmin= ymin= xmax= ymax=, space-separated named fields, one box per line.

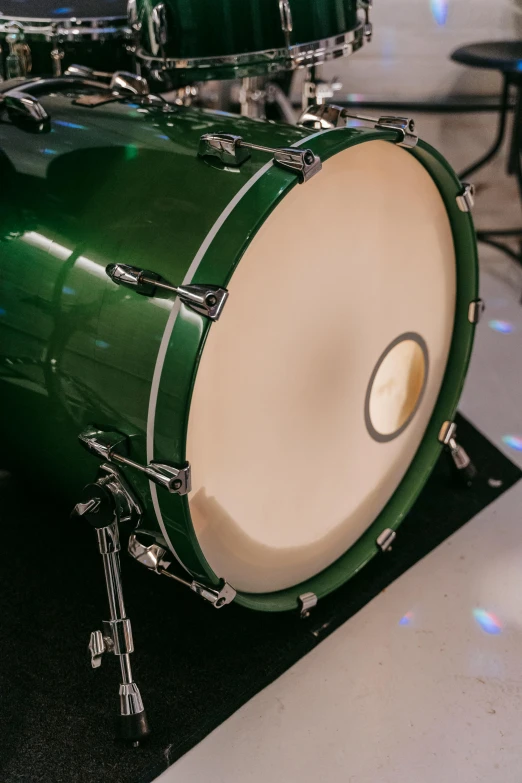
xmin=151 ymin=130 xmax=478 ymax=612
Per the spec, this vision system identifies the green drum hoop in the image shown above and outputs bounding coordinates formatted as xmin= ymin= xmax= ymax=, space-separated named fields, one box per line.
xmin=0 ymin=82 xmax=478 ymax=614
xmin=133 ymin=0 xmax=367 ymax=83
xmin=150 ymin=131 xmax=478 ymax=612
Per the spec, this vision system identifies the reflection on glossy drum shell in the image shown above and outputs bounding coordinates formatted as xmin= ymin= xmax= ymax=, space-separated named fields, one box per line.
xmin=0 ymin=77 xmax=478 ymax=611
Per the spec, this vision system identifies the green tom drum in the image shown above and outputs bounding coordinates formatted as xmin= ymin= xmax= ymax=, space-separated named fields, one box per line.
xmin=132 ymin=0 xmax=369 ymax=84
xmin=0 ymin=78 xmax=478 ymax=613
xmin=0 ymin=0 xmax=131 ymax=79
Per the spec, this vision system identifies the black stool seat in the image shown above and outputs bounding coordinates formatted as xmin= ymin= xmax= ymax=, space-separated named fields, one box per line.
xmin=452 ymin=41 xmax=522 ymax=73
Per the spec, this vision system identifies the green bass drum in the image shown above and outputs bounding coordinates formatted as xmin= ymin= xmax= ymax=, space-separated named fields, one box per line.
xmin=132 ymin=0 xmax=367 ymax=83
xmin=0 ymin=78 xmax=478 ymax=612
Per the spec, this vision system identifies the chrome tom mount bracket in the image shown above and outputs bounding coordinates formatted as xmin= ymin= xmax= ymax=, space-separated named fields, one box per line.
xmin=105 ymin=263 xmax=229 ymax=321
xmin=79 ymin=426 xmax=191 ymax=495
xmin=72 ymin=466 xmax=150 ymax=744
xmin=198 ymin=132 xmax=322 ymax=183
xmin=439 ymin=421 xmax=477 ymax=486
xmin=299 ymin=103 xmax=418 ymax=149
xmin=128 ymin=531 xmax=237 ymax=608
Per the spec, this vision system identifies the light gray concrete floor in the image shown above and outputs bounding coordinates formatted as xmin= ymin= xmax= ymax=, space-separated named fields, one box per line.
xmin=157 ymin=113 xmax=522 ymax=783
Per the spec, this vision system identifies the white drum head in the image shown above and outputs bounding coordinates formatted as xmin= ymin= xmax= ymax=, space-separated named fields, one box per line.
xmin=187 ymin=140 xmax=456 ymax=593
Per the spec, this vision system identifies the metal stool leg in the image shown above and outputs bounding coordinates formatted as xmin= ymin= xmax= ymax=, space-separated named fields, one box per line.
xmin=471 ymin=77 xmax=522 ymax=280
xmin=459 ymin=74 xmax=511 ymax=180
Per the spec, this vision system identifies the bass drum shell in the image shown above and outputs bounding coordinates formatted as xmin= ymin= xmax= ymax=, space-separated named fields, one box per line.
xmin=0 ymin=86 xmax=478 ymax=611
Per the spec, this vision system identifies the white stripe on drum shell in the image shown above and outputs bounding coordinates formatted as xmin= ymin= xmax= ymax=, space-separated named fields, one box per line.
xmin=146 ymin=127 xmax=341 ymax=569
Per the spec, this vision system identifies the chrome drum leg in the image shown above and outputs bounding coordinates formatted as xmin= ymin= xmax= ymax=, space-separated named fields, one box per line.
xmin=74 ymin=478 xmax=150 ymax=745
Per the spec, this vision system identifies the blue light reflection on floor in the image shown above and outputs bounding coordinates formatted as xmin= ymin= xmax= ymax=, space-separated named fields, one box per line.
xmin=53 ymin=120 xmax=87 ymax=130
xmin=430 ymin=0 xmax=448 ymax=26
xmin=502 ymin=435 xmax=522 ymax=452
xmin=95 ymin=340 xmax=110 ymax=349
xmin=40 ymin=149 xmax=58 ymax=156
xmin=0 ymin=308 xmax=6 ymax=316
xmin=52 ymin=7 xmax=73 ymax=13
xmin=489 ymin=319 xmax=514 ymax=334
xmin=473 ymin=608 xmax=502 ymax=635
xmin=399 ymin=611 xmax=414 ymax=626
xmin=62 ymin=286 xmax=76 ymax=295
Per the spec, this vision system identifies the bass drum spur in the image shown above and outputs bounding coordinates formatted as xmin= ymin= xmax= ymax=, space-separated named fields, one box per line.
xmin=0 ymin=77 xmax=479 ymax=613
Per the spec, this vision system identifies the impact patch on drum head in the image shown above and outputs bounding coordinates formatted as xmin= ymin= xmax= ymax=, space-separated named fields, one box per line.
xmin=365 ymin=333 xmax=429 ymax=443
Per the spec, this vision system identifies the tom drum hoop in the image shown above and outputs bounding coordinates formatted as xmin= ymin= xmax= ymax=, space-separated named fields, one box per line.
xmin=0 ymin=0 xmax=131 ymax=78
xmin=0 ymin=78 xmax=478 ymax=612
xmin=132 ymin=0 xmax=370 ymax=84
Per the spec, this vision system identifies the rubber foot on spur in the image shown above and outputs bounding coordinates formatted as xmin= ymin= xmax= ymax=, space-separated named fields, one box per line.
xmin=116 ymin=710 xmax=150 ymax=745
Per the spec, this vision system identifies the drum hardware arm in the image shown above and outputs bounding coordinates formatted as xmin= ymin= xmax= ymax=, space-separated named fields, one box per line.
xmin=298 ymin=103 xmax=418 ymax=149
xmin=439 ymin=421 xmax=477 ymax=486
xmin=72 ymin=470 xmax=150 ymax=744
xmin=78 ymin=426 xmax=192 ymax=496
xmin=128 ymin=532 xmax=237 ymax=608
xmin=105 ymin=262 xmax=229 ymax=321
xmin=198 ymin=133 xmax=323 ymax=183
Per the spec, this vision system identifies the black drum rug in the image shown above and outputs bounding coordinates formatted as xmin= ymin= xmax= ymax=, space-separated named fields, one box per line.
xmin=0 ymin=414 xmax=520 ymax=783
